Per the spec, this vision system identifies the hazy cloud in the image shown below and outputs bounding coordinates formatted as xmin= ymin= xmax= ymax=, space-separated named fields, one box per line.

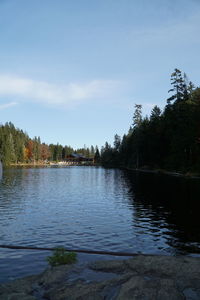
xmin=0 ymin=74 xmax=122 ymax=108
xmin=0 ymin=101 xmax=18 ymax=110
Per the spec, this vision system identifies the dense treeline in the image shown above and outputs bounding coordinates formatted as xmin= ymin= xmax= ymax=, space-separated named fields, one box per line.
xmin=0 ymin=122 xmax=99 ymax=165
xmin=101 ymin=69 xmax=200 ymax=173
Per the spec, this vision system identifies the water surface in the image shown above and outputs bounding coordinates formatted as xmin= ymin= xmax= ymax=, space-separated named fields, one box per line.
xmin=0 ymin=167 xmax=200 ymax=282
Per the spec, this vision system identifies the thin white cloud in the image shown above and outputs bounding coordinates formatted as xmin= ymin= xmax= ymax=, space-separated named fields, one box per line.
xmin=0 ymin=101 xmax=17 ymax=110
xmin=129 ymin=11 xmax=200 ymax=47
xmin=0 ymin=74 xmax=122 ymax=107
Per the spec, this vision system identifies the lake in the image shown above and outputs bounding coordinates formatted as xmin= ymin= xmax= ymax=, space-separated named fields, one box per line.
xmin=0 ymin=166 xmax=200 ymax=283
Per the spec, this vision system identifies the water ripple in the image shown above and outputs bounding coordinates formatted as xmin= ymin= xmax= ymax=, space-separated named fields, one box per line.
xmin=0 ymin=167 xmax=200 ymax=282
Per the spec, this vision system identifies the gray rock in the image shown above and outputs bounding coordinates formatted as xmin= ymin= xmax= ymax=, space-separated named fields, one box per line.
xmin=0 ymin=293 xmax=37 ymax=300
xmin=1 ymin=255 xmax=200 ymax=299
xmin=90 ymin=259 xmax=127 ymax=274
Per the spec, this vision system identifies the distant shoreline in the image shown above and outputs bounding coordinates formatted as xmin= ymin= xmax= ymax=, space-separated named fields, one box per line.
xmin=124 ymin=167 xmax=200 ymax=179
xmin=9 ymin=162 xmax=97 ymax=167
xmin=5 ymin=163 xmax=200 ymax=179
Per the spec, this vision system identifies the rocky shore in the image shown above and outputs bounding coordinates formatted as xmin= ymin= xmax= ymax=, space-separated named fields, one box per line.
xmin=1 ymin=255 xmax=200 ymax=299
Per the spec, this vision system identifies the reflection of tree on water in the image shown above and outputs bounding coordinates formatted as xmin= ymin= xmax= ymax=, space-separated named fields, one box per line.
xmin=0 ymin=161 xmax=2 ymax=180
xmin=123 ymin=170 xmax=200 ymax=255
xmin=0 ymin=168 xmax=42 ymax=216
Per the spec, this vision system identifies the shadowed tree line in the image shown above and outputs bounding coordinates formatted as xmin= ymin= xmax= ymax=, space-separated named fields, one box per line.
xmin=101 ymin=69 xmax=200 ymax=173
xmin=0 ymin=123 xmax=100 ymax=165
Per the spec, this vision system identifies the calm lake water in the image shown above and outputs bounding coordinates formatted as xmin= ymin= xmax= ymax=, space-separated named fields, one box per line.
xmin=0 ymin=166 xmax=200 ymax=283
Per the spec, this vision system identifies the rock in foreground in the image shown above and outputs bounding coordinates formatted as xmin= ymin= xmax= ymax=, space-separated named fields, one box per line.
xmin=1 ymin=255 xmax=200 ymax=299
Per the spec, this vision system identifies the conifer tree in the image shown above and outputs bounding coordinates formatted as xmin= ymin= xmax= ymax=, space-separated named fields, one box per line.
xmin=167 ymin=68 xmax=187 ymax=104
xmin=133 ymin=104 xmax=142 ymax=128
xmin=94 ymin=147 xmax=100 ymax=163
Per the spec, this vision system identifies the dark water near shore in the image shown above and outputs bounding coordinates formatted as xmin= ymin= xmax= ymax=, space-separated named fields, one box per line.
xmin=0 ymin=167 xmax=200 ymax=283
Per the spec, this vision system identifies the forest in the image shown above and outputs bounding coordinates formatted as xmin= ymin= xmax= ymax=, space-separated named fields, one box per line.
xmin=1 ymin=69 xmax=200 ymax=173
xmin=101 ymin=69 xmax=200 ymax=173
xmin=0 ymin=122 xmax=100 ymax=165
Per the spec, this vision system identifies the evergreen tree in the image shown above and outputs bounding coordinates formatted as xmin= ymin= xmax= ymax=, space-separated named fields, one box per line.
xmin=133 ymin=104 xmax=142 ymax=128
xmin=3 ymin=133 xmax=16 ymax=164
xmin=150 ymin=106 xmax=161 ymax=121
xmin=101 ymin=69 xmax=200 ymax=173
xmin=62 ymin=147 xmax=66 ymax=160
xmin=90 ymin=145 xmax=95 ymax=158
xmin=94 ymin=147 xmax=101 ymax=163
xmin=132 ymin=104 xmax=143 ymax=168
xmin=167 ymin=68 xmax=187 ymax=104
xmin=113 ymin=134 xmax=121 ymax=151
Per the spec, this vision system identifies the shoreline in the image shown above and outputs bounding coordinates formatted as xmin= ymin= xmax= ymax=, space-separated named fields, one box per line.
xmin=9 ymin=162 xmax=96 ymax=167
xmin=4 ymin=163 xmax=200 ymax=179
xmin=1 ymin=254 xmax=200 ymax=299
xmin=123 ymin=167 xmax=200 ymax=179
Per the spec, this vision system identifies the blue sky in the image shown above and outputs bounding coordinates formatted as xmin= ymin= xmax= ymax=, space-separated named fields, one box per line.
xmin=0 ymin=0 xmax=200 ymax=148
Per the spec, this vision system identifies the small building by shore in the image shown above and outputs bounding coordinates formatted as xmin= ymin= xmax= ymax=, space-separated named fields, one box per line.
xmin=65 ymin=153 xmax=93 ymax=164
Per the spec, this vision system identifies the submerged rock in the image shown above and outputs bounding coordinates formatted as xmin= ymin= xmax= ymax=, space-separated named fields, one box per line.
xmin=1 ymin=255 xmax=200 ymax=299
